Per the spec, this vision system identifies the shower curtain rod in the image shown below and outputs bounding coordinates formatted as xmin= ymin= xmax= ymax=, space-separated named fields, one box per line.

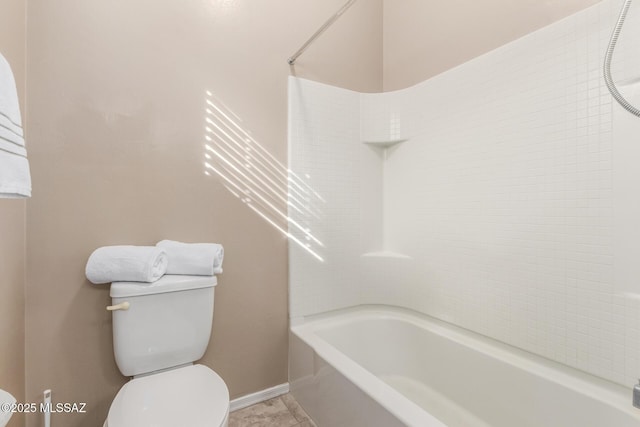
xmin=287 ymin=0 xmax=357 ymax=65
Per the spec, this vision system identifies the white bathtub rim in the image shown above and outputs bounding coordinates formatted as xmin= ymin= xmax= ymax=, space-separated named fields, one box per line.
xmin=292 ymin=304 xmax=640 ymax=423
xmin=293 ymin=325 xmax=446 ymax=427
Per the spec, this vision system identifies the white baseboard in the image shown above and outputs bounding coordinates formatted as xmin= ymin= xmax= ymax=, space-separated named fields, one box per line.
xmin=230 ymin=383 xmax=290 ymax=412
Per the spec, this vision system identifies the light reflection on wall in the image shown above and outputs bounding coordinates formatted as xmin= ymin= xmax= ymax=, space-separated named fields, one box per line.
xmin=206 ymin=0 xmax=239 ymax=15
xmin=203 ymin=90 xmax=325 ymax=261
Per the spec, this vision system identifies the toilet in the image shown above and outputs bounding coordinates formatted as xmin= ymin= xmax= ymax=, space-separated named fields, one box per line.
xmin=104 ymin=275 xmax=229 ymax=427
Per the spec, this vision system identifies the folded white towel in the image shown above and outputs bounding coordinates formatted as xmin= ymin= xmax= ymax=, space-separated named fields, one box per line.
xmin=157 ymin=240 xmax=224 ymax=276
xmin=0 ymin=52 xmax=31 ymax=198
xmin=85 ymin=246 xmax=168 ymax=284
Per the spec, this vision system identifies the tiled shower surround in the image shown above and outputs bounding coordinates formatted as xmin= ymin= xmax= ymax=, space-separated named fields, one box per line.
xmin=288 ymin=0 xmax=640 ymax=388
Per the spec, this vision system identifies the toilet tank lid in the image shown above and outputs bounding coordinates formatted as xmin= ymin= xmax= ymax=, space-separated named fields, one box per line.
xmin=110 ymin=275 xmax=218 ymax=298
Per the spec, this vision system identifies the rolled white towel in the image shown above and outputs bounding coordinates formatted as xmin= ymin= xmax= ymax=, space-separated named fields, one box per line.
xmin=85 ymin=246 xmax=168 ymax=284
xmin=157 ymin=240 xmax=224 ymax=276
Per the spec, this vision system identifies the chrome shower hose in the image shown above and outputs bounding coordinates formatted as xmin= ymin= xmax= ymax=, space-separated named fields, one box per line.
xmin=604 ymin=0 xmax=640 ymax=117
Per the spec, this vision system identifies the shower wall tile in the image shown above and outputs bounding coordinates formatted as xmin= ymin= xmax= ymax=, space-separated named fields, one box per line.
xmin=288 ymin=77 xmax=367 ymax=318
xmin=378 ymin=0 xmax=640 ymax=387
xmin=289 ymin=0 xmax=640 ymax=388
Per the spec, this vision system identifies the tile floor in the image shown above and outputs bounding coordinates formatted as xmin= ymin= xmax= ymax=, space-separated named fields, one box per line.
xmin=229 ymin=393 xmax=316 ymax=427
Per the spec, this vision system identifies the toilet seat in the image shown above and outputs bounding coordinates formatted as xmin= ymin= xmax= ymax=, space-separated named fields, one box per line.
xmin=106 ymin=364 xmax=229 ymax=427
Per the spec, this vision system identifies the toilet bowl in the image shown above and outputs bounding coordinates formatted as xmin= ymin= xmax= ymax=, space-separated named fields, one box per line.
xmin=104 ymin=275 xmax=229 ymax=427
xmin=105 ymin=365 xmax=229 ymax=427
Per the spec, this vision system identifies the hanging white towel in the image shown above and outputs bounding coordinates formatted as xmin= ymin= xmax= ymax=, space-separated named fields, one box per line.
xmin=0 ymin=51 xmax=31 ymax=198
xmin=157 ymin=240 xmax=224 ymax=276
xmin=85 ymin=246 xmax=168 ymax=285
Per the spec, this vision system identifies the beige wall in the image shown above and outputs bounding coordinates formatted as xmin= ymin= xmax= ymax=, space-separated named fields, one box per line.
xmin=24 ymin=0 xmax=381 ymax=426
xmin=383 ymin=0 xmax=601 ymax=90
xmin=0 ymin=1 xmax=26 ymax=426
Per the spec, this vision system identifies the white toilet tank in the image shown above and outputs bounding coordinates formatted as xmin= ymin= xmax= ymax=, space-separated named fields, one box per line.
xmin=109 ymin=275 xmax=218 ymax=377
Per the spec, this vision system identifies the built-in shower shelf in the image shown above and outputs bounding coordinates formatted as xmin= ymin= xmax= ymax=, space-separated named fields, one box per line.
xmin=362 ymin=139 xmax=407 ymax=148
xmin=361 ymin=251 xmax=412 ymax=260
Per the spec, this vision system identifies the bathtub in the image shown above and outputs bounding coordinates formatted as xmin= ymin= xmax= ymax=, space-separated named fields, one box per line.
xmin=289 ymin=306 xmax=640 ymax=427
